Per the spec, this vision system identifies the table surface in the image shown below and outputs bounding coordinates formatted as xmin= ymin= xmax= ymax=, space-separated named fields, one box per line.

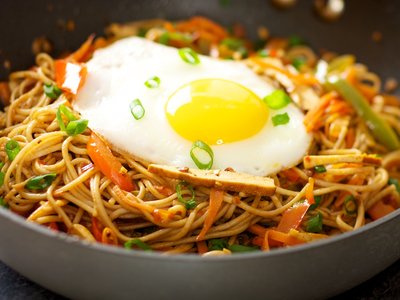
xmin=1 ymin=259 xmax=400 ymax=299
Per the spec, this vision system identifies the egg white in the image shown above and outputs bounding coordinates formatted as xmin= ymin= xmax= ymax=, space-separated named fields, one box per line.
xmin=74 ymin=37 xmax=311 ymax=176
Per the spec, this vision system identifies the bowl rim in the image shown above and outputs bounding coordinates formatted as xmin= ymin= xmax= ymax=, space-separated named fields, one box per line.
xmin=1 ymin=204 xmax=399 ymax=262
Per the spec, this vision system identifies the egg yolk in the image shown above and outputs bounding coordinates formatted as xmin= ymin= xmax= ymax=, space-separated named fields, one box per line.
xmin=165 ymin=79 xmax=269 ymax=145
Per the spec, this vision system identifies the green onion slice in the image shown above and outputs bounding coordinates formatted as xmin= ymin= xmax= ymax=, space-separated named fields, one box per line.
xmin=130 ymin=99 xmax=145 ymax=120
xmin=57 ymin=104 xmax=77 ymax=132
xmin=292 ymin=58 xmax=305 ymax=71
xmin=257 ymin=49 xmax=269 ymax=58
xmin=344 ymin=195 xmax=357 ymax=215
xmin=0 ymin=197 xmax=8 ymax=209
xmin=25 ymin=173 xmax=57 ymax=190
xmin=314 ymin=165 xmax=327 ymax=173
xmin=263 ymin=90 xmax=291 ymax=110
xmin=272 ymin=113 xmax=290 ymax=126
xmin=306 ymin=212 xmax=323 ymax=233
xmin=124 ymin=239 xmax=152 ymax=251
xmin=44 ymin=83 xmax=62 ymax=100
xmin=388 ymin=178 xmax=400 ymax=193
xmin=66 ymin=119 xmax=89 ymax=136
xmin=228 ymin=244 xmax=259 ymax=253
xmin=144 ymin=76 xmax=161 ymax=88
xmin=208 ymin=239 xmax=228 ymax=251
xmin=221 ymin=38 xmax=243 ymax=50
xmin=309 ymin=195 xmax=322 ymax=211
xmin=176 ymin=181 xmax=197 ymax=209
xmin=5 ymin=139 xmax=20 ymax=161
xmin=190 ymin=140 xmax=214 ymax=170
xmin=0 ymin=172 xmax=4 ymax=186
xmin=178 ymin=48 xmax=200 ymax=65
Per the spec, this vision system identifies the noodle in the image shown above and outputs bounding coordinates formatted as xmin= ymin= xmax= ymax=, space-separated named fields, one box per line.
xmin=0 ymin=17 xmax=399 ymax=255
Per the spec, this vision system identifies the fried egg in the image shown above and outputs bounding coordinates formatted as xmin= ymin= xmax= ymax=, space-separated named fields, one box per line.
xmin=73 ymin=37 xmax=311 ymax=176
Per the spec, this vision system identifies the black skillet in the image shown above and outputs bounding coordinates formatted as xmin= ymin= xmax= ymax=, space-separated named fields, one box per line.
xmin=0 ymin=1 xmax=399 ymax=299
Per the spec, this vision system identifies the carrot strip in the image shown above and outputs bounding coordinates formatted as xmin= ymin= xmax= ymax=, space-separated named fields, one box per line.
xmin=277 ymin=201 xmax=310 ymax=233
xmin=68 ymin=34 xmax=95 ymax=63
xmin=55 ymin=59 xmax=87 ymax=96
xmin=92 ymin=217 xmax=103 ymax=242
xmin=197 ymin=189 xmax=225 ymax=241
xmin=303 ymin=92 xmax=337 ymax=132
xmin=305 ymin=178 xmax=315 ymax=205
xmin=262 ymin=231 xmax=270 ymax=251
xmin=48 ymin=222 xmax=59 ymax=232
xmin=248 ymin=224 xmax=267 ymax=236
xmin=250 ymin=58 xmax=319 ymax=86
xmin=368 ymin=200 xmax=395 ymax=220
xmin=87 ymin=132 xmax=135 ymax=192
xmin=269 ymin=230 xmax=305 ymax=246
xmin=281 ymin=168 xmax=302 ymax=183
xmin=196 ymin=241 xmax=208 ymax=254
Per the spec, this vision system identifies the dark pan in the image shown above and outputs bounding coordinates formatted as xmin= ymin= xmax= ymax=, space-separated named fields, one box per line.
xmin=0 ymin=1 xmax=399 ymax=299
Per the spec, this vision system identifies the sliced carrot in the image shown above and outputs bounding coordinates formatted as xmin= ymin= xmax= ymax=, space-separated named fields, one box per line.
xmin=248 ymin=224 xmax=267 ymax=236
xmin=101 ymin=227 xmax=118 ymax=245
xmin=196 ymin=241 xmax=208 ymax=254
xmin=87 ymin=132 xmax=135 ymax=192
xmin=269 ymin=229 xmax=304 ymax=246
xmin=305 ymin=178 xmax=315 ymax=205
xmin=48 ymin=222 xmax=59 ymax=232
xmin=277 ymin=201 xmax=310 ymax=233
xmin=368 ymin=200 xmax=396 ymax=220
xmin=197 ymin=189 xmax=225 ymax=241
xmin=0 ymin=82 xmax=11 ymax=106
xmin=346 ymin=127 xmax=355 ymax=148
xmin=154 ymin=185 xmax=174 ymax=196
xmin=68 ymin=34 xmax=95 ymax=63
xmin=303 ymin=92 xmax=336 ymax=132
xmin=92 ymin=217 xmax=103 ymax=242
xmin=261 ymin=230 xmax=270 ymax=251
xmin=55 ymin=59 xmax=87 ymax=96
xmin=281 ymin=168 xmax=302 ymax=183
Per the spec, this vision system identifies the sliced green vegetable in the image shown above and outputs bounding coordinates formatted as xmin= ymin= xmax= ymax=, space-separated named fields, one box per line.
xmin=306 ymin=212 xmax=323 ymax=233
xmin=65 ymin=119 xmax=88 ymax=136
xmin=130 ymin=99 xmax=145 ymax=120
xmin=44 ymin=83 xmax=62 ymax=100
xmin=292 ymin=58 xmax=305 ymax=71
xmin=328 ymin=77 xmax=400 ymax=151
xmin=176 ymin=181 xmax=197 ymax=209
xmin=309 ymin=195 xmax=322 ymax=211
xmin=5 ymin=139 xmax=20 ymax=161
xmin=344 ymin=195 xmax=357 ymax=215
xmin=0 ymin=197 xmax=8 ymax=209
xmin=272 ymin=113 xmax=290 ymax=126
xmin=0 ymin=172 xmax=4 ymax=186
xmin=263 ymin=90 xmax=291 ymax=110
xmin=257 ymin=49 xmax=269 ymax=58
xmin=137 ymin=28 xmax=148 ymax=38
xmin=228 ymin=244 xmax=259 ymax=253
xmin=314 ymin=165 xmax=327 ymax=173
xmin=190 ymin=140 xmax=214 ymax=170
xmin=178 ymin=48 xmax=200 ymax=65
xmin=124 ymin=239 xmax=152 ymax=251
xmin=327 ymin=55 xmax=355 ymax=74
xmin=208 ymin=239 xmax=228 ymax=251
xmin=388 ymin=178 xmax=400 ymax=193
xmin=25 ymin=173 xmax=57 ymax=190
xmin=221 ymin=38 xmax=243 ymax=50
xmin=144 ymin=76 xmax=161 ymax=88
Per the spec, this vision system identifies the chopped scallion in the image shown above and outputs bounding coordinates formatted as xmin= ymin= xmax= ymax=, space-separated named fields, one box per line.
xmin=344 ymin=195 xmax=357 ymax=215
xmin=221 ymin=38 xmax=243 ymax=50
xmin=190 ymin=140 xmax=214 ymax=170
xmin=130 ymin=99 xmax=145 ymax=120
xmin=66 ymin=119 xmax=89 ymax=136
xmin=309 ymin=195 xmax=322 ymax=210
xmin=292 ymin=58 xmax=305 ymax=70
xmin=288 ymin=35 xmax=305 ymax=47
xmin=314 ymin=165 xmax=327 ymax=173
xmin=0 ymin=172 xmax=4 ymax=186
xmin=178 ymin=48 xmax=200 ymax=65
xmin=5 ymin=139 xmax=20 ymax=161
xmin=124 ymin=239 xmax=152 ymax=251
xmin=44 ymin=83 xmax=62 ymax=100
xmin=144 ymin=76 xmax=161 ymax=88
xmin=306 ymin=212 xmax=323 ymax=233
xmin=272 ymin=113 xmax=290 ymax=126
xmin=208 ymin=239 xmax=228 ymax=251
xmin=263 ymin=90 xmax=291 ymax=110
xmin=25 ymin=173 xmax=57 ymax=190
xmin=176 ymin=181 xmax=197 ymax=209
xmin=257 ymin=49 xmax=269 ymax=58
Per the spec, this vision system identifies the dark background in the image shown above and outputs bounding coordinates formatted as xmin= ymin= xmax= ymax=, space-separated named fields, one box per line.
xmin=0 ymin=0 xmax=399 ymax=299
